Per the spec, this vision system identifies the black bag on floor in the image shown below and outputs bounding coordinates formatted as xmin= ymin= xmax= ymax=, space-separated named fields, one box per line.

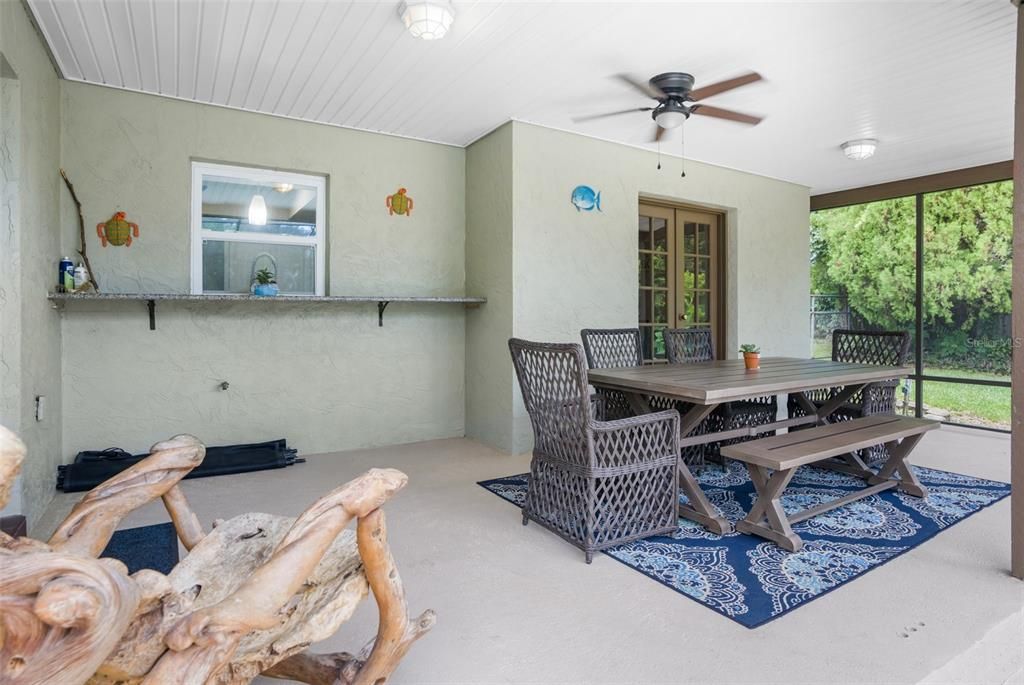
xmin=56 ymin=438 xmax=303 ymax=492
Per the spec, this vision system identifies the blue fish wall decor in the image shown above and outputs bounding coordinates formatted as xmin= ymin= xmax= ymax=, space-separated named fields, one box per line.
xmin=571 ymin=185 xmax=601 ymax=212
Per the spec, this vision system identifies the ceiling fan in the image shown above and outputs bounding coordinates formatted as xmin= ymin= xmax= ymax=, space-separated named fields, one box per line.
xmin=573 ymin=71 xmax=764 ymax=142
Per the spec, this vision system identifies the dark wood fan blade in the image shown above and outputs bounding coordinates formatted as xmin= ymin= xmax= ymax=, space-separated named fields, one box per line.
xmin=652 ymin=124 xmax=666 ymax=143
xmin=691 ymin=104 xmax=762 ymax=125
xmin=689 ymin=71 xmax=762 ymax=101
xmin=571 ymin=107 xmax=653 ymax=123
xmin=614 ymin=73 xmax=666 ymax=100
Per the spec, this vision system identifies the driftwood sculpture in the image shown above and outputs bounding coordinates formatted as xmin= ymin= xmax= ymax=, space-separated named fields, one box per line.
xmin=0 ymin=425 xmax=435 ymax=685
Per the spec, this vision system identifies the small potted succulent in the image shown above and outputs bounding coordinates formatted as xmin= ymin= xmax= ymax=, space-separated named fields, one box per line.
xmin=739 ymin=343 xmax=761 ymax=370
xmin=252 ymin=267 xmax=279 ymax=297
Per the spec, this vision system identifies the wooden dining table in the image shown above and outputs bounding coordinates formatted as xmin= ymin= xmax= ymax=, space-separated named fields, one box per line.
xmin=587 ymin=356 xmax=913 ymax=535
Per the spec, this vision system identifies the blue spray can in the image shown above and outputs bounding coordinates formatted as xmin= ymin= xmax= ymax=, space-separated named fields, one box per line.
xmin=59 ymin=257 xmax=74 ymax=291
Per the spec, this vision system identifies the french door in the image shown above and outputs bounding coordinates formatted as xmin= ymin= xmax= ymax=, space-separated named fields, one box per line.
xmin=638 ymin=202 xmax=723 ymax=362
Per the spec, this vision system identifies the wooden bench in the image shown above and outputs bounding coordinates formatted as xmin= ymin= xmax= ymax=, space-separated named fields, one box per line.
xmin=721 ymin=415 xmax=940 ymax=552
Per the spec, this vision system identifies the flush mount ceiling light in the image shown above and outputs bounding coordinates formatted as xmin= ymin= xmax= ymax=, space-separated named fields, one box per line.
xmin=399 ymin=1 xmax=455 ymax=40
xmin=248 ymin=194 xmax=267 ymax=226
xmin=841 ymin=138 xmax=878 ymax=161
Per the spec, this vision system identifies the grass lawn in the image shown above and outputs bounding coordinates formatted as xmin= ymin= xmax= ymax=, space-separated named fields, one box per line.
xmin=811 ymin=339 xmax=1009 ymax=427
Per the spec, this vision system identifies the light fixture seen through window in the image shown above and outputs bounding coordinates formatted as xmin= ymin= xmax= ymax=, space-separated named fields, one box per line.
xmin=841 ymin=139 xmax=878 ymax=161
xmin=399 ymin=1 xmax=455 ymax=40
xmin=248 ymin=194 xmax=267 ymax=226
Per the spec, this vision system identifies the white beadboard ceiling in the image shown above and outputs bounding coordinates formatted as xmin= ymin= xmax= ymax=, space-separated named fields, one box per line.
xmin=27 ymin=0 xmax=1017 ymax=194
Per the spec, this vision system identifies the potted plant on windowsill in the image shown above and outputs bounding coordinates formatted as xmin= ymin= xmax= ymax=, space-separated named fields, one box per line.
xmin=252 ymin=268 xmax=279 ymax=297
xmin=739 ymin=344 xmax=761 ymax=370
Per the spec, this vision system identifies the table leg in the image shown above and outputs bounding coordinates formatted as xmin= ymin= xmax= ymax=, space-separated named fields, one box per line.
xmin=808 ymin=383 xmax=877 ymax=478
xmin=676 ymin=403 xmax=731 ymax=535
xmin=735 ymin=464 xmax=803 ymax=552
xmin=623 ymin=391 xmax=653 ymax=415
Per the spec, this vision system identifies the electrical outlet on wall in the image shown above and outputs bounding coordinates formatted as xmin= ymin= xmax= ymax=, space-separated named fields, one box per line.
xmin=35 ymin=395 xmax=45 ymax=422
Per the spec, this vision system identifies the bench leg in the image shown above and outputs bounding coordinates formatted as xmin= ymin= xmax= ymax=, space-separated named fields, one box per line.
xmin=868 ymin=434 xmax=928 ymax=498
xmin=735 ymin=464 xmax=803 ymax=552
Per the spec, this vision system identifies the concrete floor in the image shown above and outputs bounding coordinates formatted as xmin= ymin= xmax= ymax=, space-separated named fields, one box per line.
xmin=36 ymin=426 xmax=1023 ymax=685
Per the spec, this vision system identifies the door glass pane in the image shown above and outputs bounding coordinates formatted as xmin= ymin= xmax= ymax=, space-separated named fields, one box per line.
xmin=652 ymin=253 xmax=667 ymax=287
xmin=638 ymin=253 xmax=651 ymax=286
xmin=202 ymin=240 xmax=316 ymax=295
xmin=639 ymin=290 xmax=652 ymax=324
xmin=638 ymin=216 xmax=652 ymax=250
xmin=683 ymin=222 xmax=696 ymax=253
xmin=697 ymin=257 xmax=710 ymax=289
xmin=652 ymin=218 xmax=668 ymax=251
xmin=653 ymin=291 xmax=668 ymax=324
xmin=683 ymin=256 xmax=696 ymax=289
xmin=640 ymin=327 xmax=653 ymax=359
xmin=695 ymin=292 xmax=709 ymax=324
xmin=653 ymin=327 xmax=667 ymax=360
xmin=696 ymin=223 xmax=709 ymax=254
xmin=683 ymin=293 xmax=695 ymax=323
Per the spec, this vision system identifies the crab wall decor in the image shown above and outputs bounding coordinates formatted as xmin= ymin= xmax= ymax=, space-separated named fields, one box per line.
xmin=96 ymin=211 xmax=139 ymax=247
xmin=0 ymin=425 xmax=435 ymax=685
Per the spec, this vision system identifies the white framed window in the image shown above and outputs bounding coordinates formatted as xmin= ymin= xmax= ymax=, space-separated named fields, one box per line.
xmin=190 ymin=161 xmax=326 ymax=296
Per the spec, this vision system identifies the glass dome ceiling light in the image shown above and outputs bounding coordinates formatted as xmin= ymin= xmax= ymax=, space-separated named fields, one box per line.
xmin=399 ymin=1 xmax=455 ymax=40
xmin=841 ymin=139 xmax=878 ymax=161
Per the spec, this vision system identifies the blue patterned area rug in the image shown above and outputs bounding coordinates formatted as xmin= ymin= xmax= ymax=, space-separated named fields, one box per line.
xmin=478 ymin=462 xmax=1009 ymax=628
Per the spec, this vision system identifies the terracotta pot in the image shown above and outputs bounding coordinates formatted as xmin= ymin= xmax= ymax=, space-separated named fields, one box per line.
xmin=743 ymin=352 xmax=760 ymax=370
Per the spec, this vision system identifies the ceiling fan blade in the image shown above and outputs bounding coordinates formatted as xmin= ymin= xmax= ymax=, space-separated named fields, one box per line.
xmin=689 ymin=71 xmax=762 ymax=101
xmin=652 ymin=124 xmax=666 ymax=143
xmin=571 ymin=107 xmax=653 ymax=123
xmin=614 ymin=73 xmax=666 ymax=100
xmin=691 ymin=104 xmax=762 ymax=125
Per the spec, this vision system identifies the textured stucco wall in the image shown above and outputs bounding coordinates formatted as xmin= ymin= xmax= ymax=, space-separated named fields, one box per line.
xmin=507 ymin=122 xmax=810 ymax=452
xmin=465 ymin=123 xmax=516 ymax=451
xmin=59 ymin=82 xmax=467 ymax=457
xmin=0 ymin=2 xmax=64 ymax=531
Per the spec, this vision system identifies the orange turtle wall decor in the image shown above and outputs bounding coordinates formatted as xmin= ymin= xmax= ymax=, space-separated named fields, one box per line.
xmin=97 ymin=211 xmax=139 ymax=247
xmin=386 ymin=187 xmax=414 ymax=216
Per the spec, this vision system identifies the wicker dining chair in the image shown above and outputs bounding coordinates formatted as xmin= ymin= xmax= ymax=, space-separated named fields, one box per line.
xmin=509 ymin=338 xmax=680 ymax=563
xmin=788 ymin=329 xmax=911 ymax=465
xmin=664 ymin=328 xmax=777 ymax=455
xmin=581 ymin=328 xmax=707 ymax=465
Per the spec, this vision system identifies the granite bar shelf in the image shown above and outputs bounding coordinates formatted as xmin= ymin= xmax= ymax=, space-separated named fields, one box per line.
xmin=48 ymin=292 xmax=487 ymax=330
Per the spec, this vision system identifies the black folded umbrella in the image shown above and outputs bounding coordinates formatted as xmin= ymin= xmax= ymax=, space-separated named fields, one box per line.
xmin=56 ymin=438 xmax=304 ymax=492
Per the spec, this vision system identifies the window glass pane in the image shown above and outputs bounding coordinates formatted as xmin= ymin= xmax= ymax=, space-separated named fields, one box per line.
xmin=653 ymin=291 xmax=668 ymax=324
xmin=652 ymin=218 xmax=668 ymax=251
xmin=201 ymin=173 xmax=318 ymax=238
xmin=638 ymin=216 xmax=652 ymax=250
xmin=638 ymin=253 xmax=651 ymax=287
xmin=922 ymin=181 xmax=1012 ymax=400
xmin=809 ymin=197 xmax=916 ymax=362
xmin=202 ymin=240 xmax=316 ymax=295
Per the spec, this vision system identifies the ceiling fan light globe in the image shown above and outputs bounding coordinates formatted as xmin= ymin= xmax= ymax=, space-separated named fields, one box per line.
xmin=655 ymin=110 xmax=686 ymax=130
xmin=399 ymin=1 xmax=455 ymax=40
xmin=841 ymin=139 xmax=878 ymax=161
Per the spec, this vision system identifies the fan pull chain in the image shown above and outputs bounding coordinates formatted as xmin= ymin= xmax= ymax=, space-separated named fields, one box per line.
xmin=657 ymin=138 xmax=662 ymax=170
xmin=680 ymin=119 xmax=687 ymax=178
